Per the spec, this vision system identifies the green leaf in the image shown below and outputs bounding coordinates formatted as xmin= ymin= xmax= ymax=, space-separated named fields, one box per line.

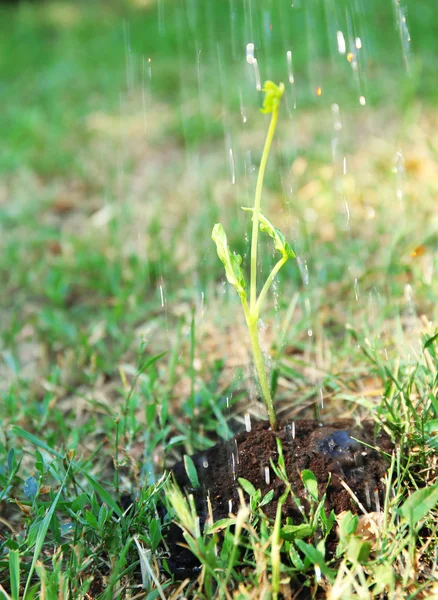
xmin=260 ymin=489 xmax=275 ymax=507
xmin=301 ymin=470 xmax=319 ymax=502
xmin=9 ymin=549 xmax=20 ymax=600
xmin=205 ymin=518 xmax=236 ymax=534
xmin=211 ymin=223 xmax=246 ymax=296
xmin=347 ymin=536 xmax=371 ymax=564
xmin=399 ymin=484 xmax=438 ymax=526
xmin=23 ymin=465 xmax=70 ymax=597
xmin=337 ymin=511 xmax=358 ymax=545
xmin=241 ymin=209 xmax=295 ymax=259
xmin=423 ymin=332 xmax=438 ymax=350
xmin=424 ymin=419 xmax=438 ymax=435
xmin=183 ymin=455 xmax=200 ymax=489
xmin=10 ymin=426 xmax=123 ymax=518
xmin=295 ymin=540 xmax=335 ymax=579
xmin=260 ymin=81 xmax=285 ymax=114
xmin=238 ymin=477 xmax=257 ymax=497
xmin=281 ymin=523 xmax=313 ymax=540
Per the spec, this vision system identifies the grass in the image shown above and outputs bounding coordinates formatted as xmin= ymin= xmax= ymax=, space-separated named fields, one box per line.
xmin=0 ymin=0 xmax=437 ymax=598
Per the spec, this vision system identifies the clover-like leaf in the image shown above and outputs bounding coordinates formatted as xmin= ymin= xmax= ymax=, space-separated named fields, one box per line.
xmin=242 ymin=208 xmax=295 ymax=259
xmin=212 ymin=223 xmax=246 ymax=296
xmin=260 ymin=81 xmax=285 ymax=114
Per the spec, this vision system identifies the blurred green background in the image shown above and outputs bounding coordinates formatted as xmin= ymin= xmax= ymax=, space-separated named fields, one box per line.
xmin=0 ymin=0 xmax=436 ymax=175
xmin=0 ymin=0 xmax=437 ymax=423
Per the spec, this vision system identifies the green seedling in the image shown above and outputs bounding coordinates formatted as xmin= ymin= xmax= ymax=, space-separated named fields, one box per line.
xmin=212 ymin=81 xmax=295 ymax=430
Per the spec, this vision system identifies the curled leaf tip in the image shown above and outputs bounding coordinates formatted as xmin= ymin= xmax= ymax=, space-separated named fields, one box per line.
xmin=260 ymin=81 xmax=285 ymax=114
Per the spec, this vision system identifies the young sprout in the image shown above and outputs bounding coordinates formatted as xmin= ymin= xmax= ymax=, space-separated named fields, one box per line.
xmin=212 ymin=81 xmax=294 ymax=430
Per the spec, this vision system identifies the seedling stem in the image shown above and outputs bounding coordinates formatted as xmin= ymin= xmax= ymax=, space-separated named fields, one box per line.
xmin=212 ymin=81 xmax=294 ymax=431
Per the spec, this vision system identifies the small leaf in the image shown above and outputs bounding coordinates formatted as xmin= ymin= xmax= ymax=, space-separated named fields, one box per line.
xmin=241 ymin=209 xmax=295 ymax=259
xmin=423 ymin=332 xmax=438 ymax=350
xmin=260 ymin=489 xmax=275 ymax=506
xmin=301 ymin=470 xmax=319 ymax=502
xmin=260 ymin=81 xmax=285 ymax=114
xmin=399 ymin=484 xmax=438 ymax=526
xmin=238 ymin=477 xmax=257 ymax=497
xmin=9 ymin=549 xmax=20 ymax=600
xmin=211 ymin=224 xmax=246 ymax=296
xmin=183 ymin=455 xmax=200 ymax=489
xmin=295 ymin=540 xmax=335 ymax=579
xmin=205 ymin=518 xmax=236 ymax=534
xmin=281 ymin=523 xmax=313 ymax=540
xmin=347 ymin=536 xmax=371 ymax=564
xmin=424 ymin=419 xmax=438 ymax=435
xmin=23 ymin=476 xmax=39 ymax=501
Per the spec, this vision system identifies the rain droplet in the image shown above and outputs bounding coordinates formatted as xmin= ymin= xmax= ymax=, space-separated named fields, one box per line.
xmin=203 ymin=460 xmax=209 ymax=468
xmin=246 ymin=43 xmax=255 ymax=64
xmin=355 ymin=37 xmax=362 ymax=50
xmin=244 ymin=412 xmax=252 ymax=432
xmin=229 ymin=147 xmax=236 ymax=184
xmin=264 ymin=466 xmax=270 ymax=485
xmin=331 ymin=103 xmax=342 ymax=131
xmin=359 ymin=95 xmax=366 ymax=106
xmin=252 ymin=58 xmax=261 ymax=91
xmin=354 ymin=278 xmax=360 ymax=301
xmin=286 ymin=50 xmax=294 ymax=84
xmin=374 ymin=489 xmax=381 ymax=513
xmin=344 ymin=199 xmax=350 ymax=228
xmin=336 ymin=31 xmax=346 ymax=54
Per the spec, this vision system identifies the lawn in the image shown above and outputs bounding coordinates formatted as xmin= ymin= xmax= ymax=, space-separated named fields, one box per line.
xmin=0 ymin=0 xmax=437 ymax=598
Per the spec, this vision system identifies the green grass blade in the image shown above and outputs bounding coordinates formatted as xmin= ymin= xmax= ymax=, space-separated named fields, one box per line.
xmin=23 ymin=467 xmax=69 ymax=597
xmin=8 ymin=549 xmax=20 ymax=600
xmin=399 ymin=484 xmax=438 ymax=526
xmin=10 ymin=426 xmax=122 ymax=518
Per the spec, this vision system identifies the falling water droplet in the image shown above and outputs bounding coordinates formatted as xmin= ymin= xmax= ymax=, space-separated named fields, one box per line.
xmin=203 ymin=460 xmax=209 ymax=468
xmin=228 ymin=499 xmax=233 ymax=513
xmin=286 ymin=50 xmax=294 ymax=83
xmin=344 ymin=199 xmax=350 ymax=228
xmin=159 ymin=283 xmax=165 ymax=308
xmin=246 ymin=42 xmax=255 ymax=64
xmin=244 ymin=412 xmax=252 ymax=432
xmin=332 ymin=103 xmax=342 ymax=131
xmin=297 ymin=257 xmax=309 ymax=286
xmin=315 ymin=565 xmax=322 ymax=583
xmin=336 ymin=31 xmax=346 ymax=54
xmin=239 ymin=90 xmax=247 ymax=123
xmin=264 ymin=466 xmax=270 ymax=485
xmin=252 ymin=58 xmax=261 ymax=91
xmin=359 ymin=95 xmax=366 ymax=106
xmin=374 ymin=488 xmax=381 ymax=513
xmin=354 ymin=278 xmax=360 ymax=301
xmin=365 ymin=483 xmax=371 ymax=507
xmin=319 ymin=388 xmax=324 ymax=409
xmin=229 ymin=147 xmax=236 ymax=184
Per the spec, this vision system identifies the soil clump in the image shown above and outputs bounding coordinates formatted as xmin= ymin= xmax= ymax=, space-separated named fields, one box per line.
xmin=167 ymin=419 xmax=393 ymax=576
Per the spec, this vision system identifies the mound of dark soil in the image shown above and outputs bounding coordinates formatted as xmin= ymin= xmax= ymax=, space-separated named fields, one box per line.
xmin=166 ymin=419 xmax=393 ymax=576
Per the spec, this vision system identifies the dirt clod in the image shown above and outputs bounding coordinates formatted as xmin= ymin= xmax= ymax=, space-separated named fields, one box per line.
xmin=167 ymin=419 xmax=393 ymax=576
